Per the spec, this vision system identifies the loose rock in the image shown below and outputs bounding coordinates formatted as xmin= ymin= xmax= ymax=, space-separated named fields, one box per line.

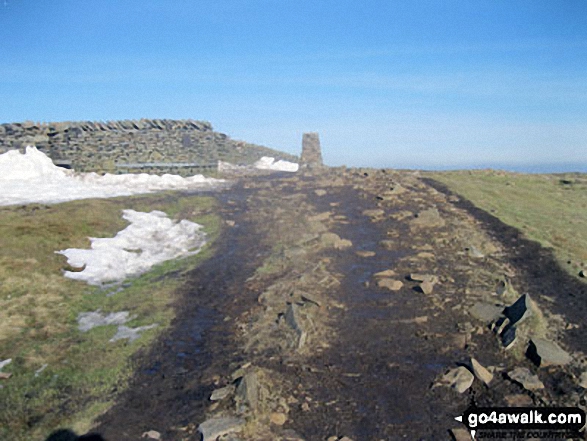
xmin=373 ymin=269 xmax=396 ymax=278
xmin=468 ymin=303 xmax=504 ymax=324
xmin=450 ymin=427 xmax=473 ymax=441
xmin=470 ymin=358 xmax=493 ymax=385
xmin=442 ymin=367 xmax=475 ymax=393
xmin=270 ymin=412 xmax=287 ymax=426
xmin=507 ymin=367 xmax=544 ymax=391
xmin=235 ymin=371 xmax=259 ymax=411
xmin=141 ymin=430 xmax=161 ymax=440
xmin=526 ymin=338 xmax=572 ymax=367
xmin=579 ymin=372 xmax=587 ymax=389
xmin=210 ymin=384 xmax=236 ymax=401
xmin=197 ymin=417 xmax=244 ymax=441
xmin=377 ymin=278 xmax=403 ymax=291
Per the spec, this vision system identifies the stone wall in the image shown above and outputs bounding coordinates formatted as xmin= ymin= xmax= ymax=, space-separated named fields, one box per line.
xmin=0 ymin=119 xmax=297 ymax=175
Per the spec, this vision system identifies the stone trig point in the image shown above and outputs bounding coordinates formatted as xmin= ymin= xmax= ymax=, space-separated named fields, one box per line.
xmin=300 ymin=132 xmax=323 ymax=169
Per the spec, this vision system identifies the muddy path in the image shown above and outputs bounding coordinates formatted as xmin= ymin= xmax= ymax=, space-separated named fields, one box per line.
xmin=96 ymin=183 xmax=270 ymax=440
xmin=95 ymin=171 xmax=586 ymax=441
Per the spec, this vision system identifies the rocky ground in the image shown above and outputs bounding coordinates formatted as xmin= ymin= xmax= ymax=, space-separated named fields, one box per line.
xmin=95 ymin=168 xmax=587 ymax=441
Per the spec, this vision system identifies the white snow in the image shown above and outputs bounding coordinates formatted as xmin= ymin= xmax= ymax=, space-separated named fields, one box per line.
xmin=57 ymin=209 xmax=207 ymax=285
xmin=0 ymin=147 xmax=224 ymax=207
xmin=254 ymin=156 xmax=299 ymax=172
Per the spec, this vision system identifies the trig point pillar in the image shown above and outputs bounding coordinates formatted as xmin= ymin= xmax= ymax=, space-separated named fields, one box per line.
xmin=300 ymin=132 xmax=323 ymax=168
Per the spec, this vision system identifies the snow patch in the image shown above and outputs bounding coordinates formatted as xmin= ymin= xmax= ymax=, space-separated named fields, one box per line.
xmin=254 ymin=156 xmax=299 ymax=172
xmin=57 ymin=209 xmax=207 ymax=285
xmin=0 ymin=147 xmax=224 ymax=207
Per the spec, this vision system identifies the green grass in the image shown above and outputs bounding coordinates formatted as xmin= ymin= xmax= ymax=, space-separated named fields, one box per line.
xmin=0 ymin=192 xmax=221 ymax=441
xmin=429 ymin=170 xmax=587 ymax=278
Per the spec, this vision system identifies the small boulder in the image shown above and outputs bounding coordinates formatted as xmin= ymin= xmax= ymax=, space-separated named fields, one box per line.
xmin=579 ymin=371 xmax=587 ymax=389
xmin=526 ymin=338 xmax=572 ymax=367
xmin=270 ymin=412 xmax=287 ymax=426
xmin=210 ymin=384 xmax=236 ymax=401
xmin=442 ymin=367 xmax=475 ymax=393
xmin=468 ymin=303 xmax=504 ymax=324
xmin=197 ymin=417 xmax=244 ymax=441
xmin=450 ymin=428 xmax=473 ymax=441
xmin=373 ymin=269 xmax=396 ymax=278
xmin=507 ymin=367 xmax=544 ymax=391
xmin=377 ymin=278 xmax=403 ymax=291
xmin=470 ymin=358 xmax=493 ymax=385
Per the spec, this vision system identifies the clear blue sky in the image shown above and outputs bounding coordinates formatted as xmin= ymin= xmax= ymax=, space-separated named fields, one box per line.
xmin=1 ymin=1 xmax=586 ymax=171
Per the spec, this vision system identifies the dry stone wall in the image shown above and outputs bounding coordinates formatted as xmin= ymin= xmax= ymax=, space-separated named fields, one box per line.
xmin=0 ymin=119 xmax=297 ymax=175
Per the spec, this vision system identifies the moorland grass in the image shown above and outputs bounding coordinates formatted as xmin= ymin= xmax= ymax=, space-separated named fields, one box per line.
xmin=429 ymin=170 xmax=587 ymax=279
xmin=0 ymin=192 xmax=221 ymax=441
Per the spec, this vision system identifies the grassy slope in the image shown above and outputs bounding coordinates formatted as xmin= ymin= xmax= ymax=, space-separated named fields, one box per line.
xmin=0 ymin=193 xmax=221 ymax=441
xmin=429 ymin=170 xmax=587 ymax=278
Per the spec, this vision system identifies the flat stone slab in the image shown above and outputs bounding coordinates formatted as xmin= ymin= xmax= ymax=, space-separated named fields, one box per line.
xmin=377 ymin=278 xmax=403 ymax=291
xmin=197 ymin=417 xmax=244 ymax=441
xmin=468 ymin=303 xmax=504 ymax=323
xmin=507 ymin=367 xmax=544 ymax=391
xmin=210 ymin=384 xmax=236 ymax=401
xmin=470 ymin=358 xmax=493 ymax=385
xmin=527 ymin=338 xmax=572 ymax=367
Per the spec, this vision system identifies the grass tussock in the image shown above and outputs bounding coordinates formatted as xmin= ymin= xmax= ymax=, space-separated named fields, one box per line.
xmin=429 ymin=170 xmax=587 ymax=279
xmin=0 ymin=192 xmax=221 ymax=441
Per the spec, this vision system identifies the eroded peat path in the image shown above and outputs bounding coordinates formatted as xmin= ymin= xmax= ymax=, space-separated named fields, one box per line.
xmin=97 ymin=170 xmax=586 ymax=441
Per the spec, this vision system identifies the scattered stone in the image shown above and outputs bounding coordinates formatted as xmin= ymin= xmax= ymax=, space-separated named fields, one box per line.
xmin=285 ymin=304 xmax=307 ymax=349
xmin=236 ymin=371 xmax=259 ymax=411
xmin=197 ymin=417 xmax=244 ymax=441
xmin=314 ymin=189 xmax=327 ymax=196
xmin=504 ymin=394 xmax=534 ymax=407
xmin=339 ymin=437 xmax=354 ymax=441
xmin=362 ymin=209 xmax=385 ymax=218
xmin=270 ymin=412 xmax=287 ymax=426
xmin=210 ymin=384 xmax=236 ymax=401
xmin=467 ymin=245 xmax=485 ymax=259
xmin=141 ymin=430 xmax=161 ymax=439
xmin=507 ymin=367 xmax=544 ymax=391
xmin=527 ymin=338 xmax=572 ymax=367
xmin=320 ymin=232 xmax=352 ymax=250
xmin=356 ymin=250 xmax=376 ymax=257
xmin=300 ymin=293 xmax=322 ymax=307
xmin=470 ymin=358 xmax=493 ymax=385
xmin=109 ymin=324 xmax=158 ymax=342
xmin=410 ymin=208 xmax=445 ymax=229
xmin=409 ymin=273 xmax=438 ymax=284
xmin=377 ymin=278 xmax=403 ymax=291
xmin=468 ymin=303 xmax=504 ymax=324
xmin=503 ymin=294 xmax=533 ymax=326
xmin=420 ymin=280 xmax=435 ymax=295
xmin=373 ymin=269 xmax=396 ymax=278
xmin=579 ymin=372 xmax=587 ymax=389
xmin=0 ymin=372 xmax=12 ymax=380
xmin=379 ymin=240 xmax=395 ymax=249
xmin=225 ymin=220 xmax=236 ymax=227
xmin=450 ymin=428 xmax=473 ymax=441
xmin=442 ymin=367 xmax=475 ymax=393
xmin=579 ymin=269 xmax=586 ymax=278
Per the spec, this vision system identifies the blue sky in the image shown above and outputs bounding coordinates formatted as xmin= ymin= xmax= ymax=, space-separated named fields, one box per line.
xmin=1 ymin=1 xmax=586 ymax=171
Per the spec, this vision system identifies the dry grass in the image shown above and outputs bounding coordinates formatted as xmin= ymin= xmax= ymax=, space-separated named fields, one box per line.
xmin=0 ymin=193 xmax=221 ymax=441
xmin=429 ymin=170 xmax=587 ymax=279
